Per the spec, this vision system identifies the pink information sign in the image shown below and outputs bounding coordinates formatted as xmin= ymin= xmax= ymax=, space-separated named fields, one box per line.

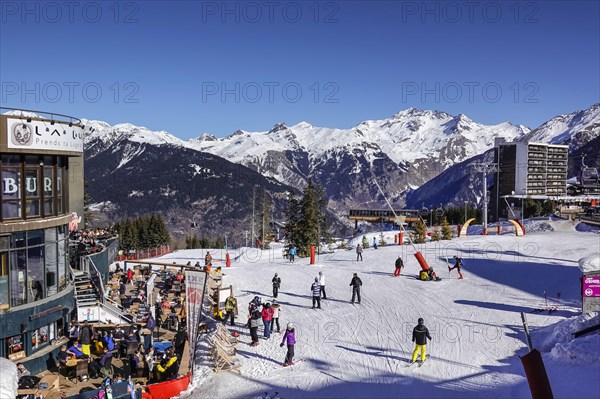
xmin=583 ymin=275 xmax=600 ymax=297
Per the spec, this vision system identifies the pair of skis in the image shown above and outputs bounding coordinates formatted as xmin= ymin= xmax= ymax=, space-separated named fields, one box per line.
xmin=532 ymin=291 xmax=561 ymax=313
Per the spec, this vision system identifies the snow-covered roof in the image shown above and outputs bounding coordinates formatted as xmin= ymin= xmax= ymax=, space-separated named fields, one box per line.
xmin=579 ymin=255 xmax=600 ymax=274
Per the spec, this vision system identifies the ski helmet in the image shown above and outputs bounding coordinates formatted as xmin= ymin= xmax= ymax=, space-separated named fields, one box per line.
xmin=275 ymin=273 xmax=278 ymax=277
xmin=287 ymin=322 xmax=294 ymax=329
xmin=418 ymin=318 xmax=424 ymax=324
xmin=315 ymin=277 xmax=319 ymax=282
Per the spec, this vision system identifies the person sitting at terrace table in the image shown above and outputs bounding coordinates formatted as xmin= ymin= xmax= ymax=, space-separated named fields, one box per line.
xmin=153 ymin=348 xmax=178 ymax=382
xmin=88 ymin=347 xmax=112 ymax=379
xmin=103 ymin=332 xmax=116 ymax=352
xmin=57 ymin=344 xmax=71 ymax=366
xmin=162 ymin=298 xmax=172 ymax=309
xmin=67 ymin=339 xmax=87 ymax=359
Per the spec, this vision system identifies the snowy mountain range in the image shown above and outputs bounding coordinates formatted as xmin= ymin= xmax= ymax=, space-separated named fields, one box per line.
xmin=82 ymin=108 xmax=537 ymax=218
xmin=6 ymin=104 xmax=598 ymax=238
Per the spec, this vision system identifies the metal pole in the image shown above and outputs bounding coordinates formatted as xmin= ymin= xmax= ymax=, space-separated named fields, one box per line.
xmin=483 ymin=168 xmax=488 ymax=231
xmin=252 ymin=186 xmax=255 ymax=248
xmin=464 ymin=201 xmax=467 ymax=223
xmin=520 ymin=312 xmax=533 ymax=351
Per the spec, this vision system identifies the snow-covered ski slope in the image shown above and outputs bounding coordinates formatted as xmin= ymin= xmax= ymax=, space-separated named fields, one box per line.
xmin=157 ymin=221 xmax=600 ymax=399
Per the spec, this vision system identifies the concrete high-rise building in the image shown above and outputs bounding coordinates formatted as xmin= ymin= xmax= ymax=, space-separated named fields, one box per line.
xmin=491 ymin=141 xmax=569 ymax=221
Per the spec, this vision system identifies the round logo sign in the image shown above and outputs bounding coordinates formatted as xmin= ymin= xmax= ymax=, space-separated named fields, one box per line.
xmin=584 ymin=288 xmax=593 ymax=297
xmin=11 ymin=123 xmax=33 ymax=146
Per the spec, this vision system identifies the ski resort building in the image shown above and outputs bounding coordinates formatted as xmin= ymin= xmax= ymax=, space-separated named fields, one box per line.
xmin=491 ymin=140 xmax=569 ymax=221
xmin=0 ymin=109 xmax=84 ymax=373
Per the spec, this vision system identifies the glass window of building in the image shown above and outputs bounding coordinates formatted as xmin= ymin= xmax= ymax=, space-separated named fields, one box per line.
xmin=7 ymin=334 xmax=24 ymax=356
xmin=1 ymin=155 xmax=22 ymax=219
xmin=4 ymin=227 xmax=67 ymax=306
xmin=9 ymin=249 xmax=26 ymax=306
xmin=1 ymin=155 xmax=68 ymax=221
xmin=32 ymin=324 xmax=51 ymax=350
xmin=25 ymin=156 xmax=41 ymax=218
xmin=45 ymin=229 xmax=58 ymax=296
xmin=58 ymin=226 xmax=67 ymax=290
xmin=0 ymin=251 xmax=8 ymax=306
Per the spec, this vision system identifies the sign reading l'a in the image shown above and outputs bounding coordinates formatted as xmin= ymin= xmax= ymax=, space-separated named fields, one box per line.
xmin=6 ymin=117 xmax=84 ymax=153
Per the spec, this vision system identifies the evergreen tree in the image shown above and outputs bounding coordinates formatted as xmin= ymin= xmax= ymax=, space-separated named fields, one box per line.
xmin=441 ymin=217 xmax=453 ymax=240
xmin=200 ymin=237 xmax=210 ymax=249
xmin=121 ymin=219 xmax=138 ymax=253
xmin=430 ymin=226 xmax=442 ymax=242
xmin=157 ymin=215 xmax=171 ymax=246
xmin=135 ymin=216 xmax=149 ymax=249
xmin=146 ymin=214 xmax=162 ymax=248
xmin=412 ymin=218 xmax=426 ymax=244
xmin=284 ymin=194 xmax=301 ymax=252
xmin=214 ymin=237 xmax=224 ymax=249
xmin=524 ymin=198 xmax=542 ymax=218
xmin=298 ymin=180 xmax=319 ymax=255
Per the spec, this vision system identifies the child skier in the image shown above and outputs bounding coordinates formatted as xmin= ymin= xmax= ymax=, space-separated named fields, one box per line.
xmin=272 ymin=273 xmax=281 ymax=298
xmin=280 ymin=322 xmax=296 ymax=366
xmin=449 ymin=255 xmax=463 ymax=279
xmin=270 ymin=301 xmax=281 ymax=333
xmin=311 ymin=277 xmax=321 ymax=309
xmin=411 ymin=317 xmax=432 ymax=364
xmin=394 ymin=257 xmax=404 ymax=277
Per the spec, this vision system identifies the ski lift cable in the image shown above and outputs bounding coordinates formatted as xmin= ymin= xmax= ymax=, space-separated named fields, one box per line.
xmin=371 ymin=174 xmax=418 ymax=253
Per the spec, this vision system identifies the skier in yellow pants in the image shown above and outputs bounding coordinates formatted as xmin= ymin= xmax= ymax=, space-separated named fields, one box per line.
xmin=411 ymin=317 xmax=432 ymax=364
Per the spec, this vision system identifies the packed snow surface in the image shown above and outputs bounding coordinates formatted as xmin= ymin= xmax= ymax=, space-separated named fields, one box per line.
xmin=145 ymin=222 xmax=599 ymax=399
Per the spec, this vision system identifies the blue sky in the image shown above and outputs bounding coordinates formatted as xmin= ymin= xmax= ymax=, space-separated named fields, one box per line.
xmin=1 ymin=1 xmax=599 ymax=138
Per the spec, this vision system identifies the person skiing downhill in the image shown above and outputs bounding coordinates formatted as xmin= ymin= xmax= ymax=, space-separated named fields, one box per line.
xmin=288 ymin=247 xmax=296 ymax=263
xmin=356 ymin=244 xmax=363 ymax=261
xmin=449 ymin=255 xmax=463 ymax=279
xmin=394 ymin=256 xmax=404 ymax=277
xmin=311 ymin=278 xmax=321 ymax=309
xmin=280 ymin=322 xmax=296 ymax=366
xmin=272 ymin=273 xmax=281 ymax=298
xmin=350 ymin=273 xmax=362 ymax=304
xmin=411 ymin=317 xmax=432 ymax=364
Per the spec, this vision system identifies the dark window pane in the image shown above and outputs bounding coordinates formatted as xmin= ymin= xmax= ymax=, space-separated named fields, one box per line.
xmin=44 ymin=199 xmax=54 ymax=216
xmin=11 ymin=232 xmax=25 ymax=248
xmin=2 ymin=200 xmax=21 ymax=219
xmin=26 ymin=199 xmax=40 ymax=217
xmin=27 ymin=230 xmax=43 ymax=246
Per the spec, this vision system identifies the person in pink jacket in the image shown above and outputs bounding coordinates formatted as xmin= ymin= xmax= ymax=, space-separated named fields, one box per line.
xmin=280 ymin=322 xmax=296 ymax=366
xmin=261 ymin=302 xmax=274 ymax=339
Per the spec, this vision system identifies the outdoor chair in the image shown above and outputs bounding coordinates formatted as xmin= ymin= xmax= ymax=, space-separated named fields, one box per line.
xmin=75 ymin=359 xmax=89 ymax=383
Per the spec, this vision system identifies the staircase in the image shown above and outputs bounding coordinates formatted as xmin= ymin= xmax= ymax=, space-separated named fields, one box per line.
xmin=73 ymin=270 xmax=100 ymax=307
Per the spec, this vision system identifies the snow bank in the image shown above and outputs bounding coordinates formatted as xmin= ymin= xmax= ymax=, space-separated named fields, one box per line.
xmin=0 ymin=358 xmax=18 ymax=399
xmin=577 ymin=222 xmax=600 ymax=233
xmin=579 ymin=255 xmax=600 ymax=274
xmin=536 ymin=312 xmax=600 ymax=365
